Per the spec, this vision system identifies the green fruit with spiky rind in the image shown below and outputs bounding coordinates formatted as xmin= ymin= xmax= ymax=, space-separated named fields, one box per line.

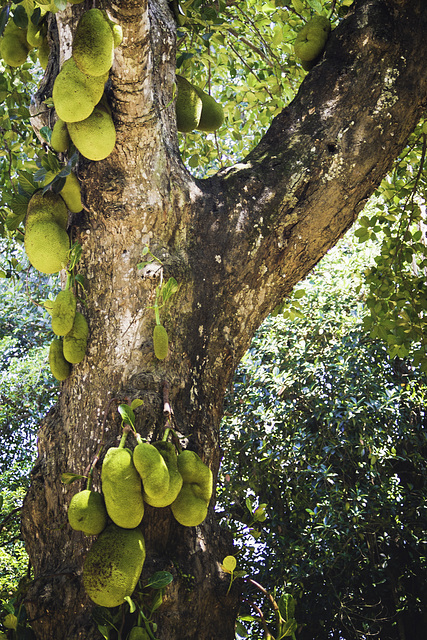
xmin=51 ymin=289 xmax=77 ymax=336
xmin=51 ymin=118 xmax=70 ymax=153
xmin=52 ymin=57 xmax=106 ymax=123
xmin=101 ymin=447 xmax=144 ymax=528
xmin=133 ymin=442 xmax=169 ymax=504
xmin=175 ymin=75 xmax=203 ymax=133
xmin=72 ymin=8 xmax=114 ymax=77
xmin=194 ymin=86 xmax=224 ymax=133
xmin=37 ymin=35 xmax=50 ymax=69
xmin=170 ymin=450 xmax=213 ymax=527
xmin=143 ymin=442 xmax=183 ymax=508
xmin=68 ymin=489 xmax=107 ymax=535
xmin=26 ymin=190 xmax=68 ymax=230
xmin=294 ymin=15 xmax=330 ymax=62
xmin=83 ymin=524 xmax=146 ymax=608
xmin=49 ymin=338 xmax=71 ymax=381
xmin=63 ymin=311 xmax=88 ymax=364
xmin=128 ymin=627 xmax=150 ymax=640
xmin=24 ymin=220 xmax=69 ymax=274
xmin=67 ymin=103 xmax=116 ymax=161
xmin=153 ymin=324 xmax=168 ymax=360
xmin=0 ymin=22 xmax=32 ymax=67
xmin=60 ymin=173 xmax=83 ymax=213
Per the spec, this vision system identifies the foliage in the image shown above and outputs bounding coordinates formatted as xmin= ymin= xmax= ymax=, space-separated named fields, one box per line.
xmin=219 ymin=227 xmax=427 ymax=639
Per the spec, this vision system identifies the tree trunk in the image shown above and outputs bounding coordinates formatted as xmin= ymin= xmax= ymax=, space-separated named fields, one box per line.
xmin=20 ymin=0 xmax=427 ymax=638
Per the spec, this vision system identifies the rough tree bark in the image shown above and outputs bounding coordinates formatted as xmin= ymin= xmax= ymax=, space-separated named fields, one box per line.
xmin=20 ymin=0 xmax=427 ymax=638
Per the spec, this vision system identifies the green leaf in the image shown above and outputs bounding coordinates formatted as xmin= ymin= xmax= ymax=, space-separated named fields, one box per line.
xmin=124 ymin=596 xmax=136 ymax=613
xmin=145 ymin=571 xmax=174 ymax=589
xmin=161 ymin=277 xmax=179 ymax=302
xmin=61 ymin=472 xmax=86 ymax=485
xmin=222 ymin=555 xmax=237 ymax=573
xmin=149 ymin=590 xmax=164 ymax=613
xmin=235 ymin=620 xmax=249 ymax=637
xmin=118 ymin=404 xmax=135 ymax=427
xmin=130 ymin=398 xmax=144 ymax=411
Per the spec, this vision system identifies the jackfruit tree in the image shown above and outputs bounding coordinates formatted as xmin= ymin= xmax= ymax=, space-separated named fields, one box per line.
xmin=1 ymin=0 xmax=427 ymax=639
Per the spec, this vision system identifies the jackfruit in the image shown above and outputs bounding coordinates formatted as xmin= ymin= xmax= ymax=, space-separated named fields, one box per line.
xmin=72 ymin=8 xmax=114 ymax=77
xmin=83 ymin=524 xmax=146 ymax=608
xmin=24 ymin=220 xmax=69 ymax=274
xmin=63 ymin=311 xmax=88 ymax=364
xmin=101 ymin=446 xmax=144 ymax=528
xmin=194 ymin=86 xmax=224 ymax=133
xmin=67 ymin=103 xmax=116 ymax=161
xmin=60 ymin=173 xmax=83 ymax=213
xmin=51 ymin=119 xmax=70 ymax=153
xmin=175 ymin=75 xmax=203 ymax=133
xmin=170 ymin=450 xmax=213 ymax=527
xmin=129 ymin=628 xmax=150 ymax=640
xmin=27 ymin=11 xmax=47 ymax=48
xmin=143 ymin=442 xmax=182 ymax=508
xmin=51 ymin=289 xmax=77 ymax=336
xmin=133 ymin=441 xmax=169 ymax=504
xmin=68 ymin=489 xmax=107 ymax=535
xmin=52 ymin=57 xmax=106 ymax=123
xmin=0 ymin=22 xmax=32 ymax=67
xmin=37 ymin=36 xmax=50 ymax=69
xmin=26 ymin=190 xmax=68 ymax=230
xmin=153 ymin=324 xmax=168 ymax=360
xmin=49 ymin=338 xmax=71 ymax=381
xmin=294 ymin=15 xmax=330 ymax=62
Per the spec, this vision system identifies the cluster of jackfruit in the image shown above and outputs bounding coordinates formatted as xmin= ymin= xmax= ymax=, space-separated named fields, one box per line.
xmin=68 ymin=437 xmax=212 ymax=607
xmin=175 ymin=75 xmax=224 ymax=133
xmin=0 ymin=13 xmax=50 ymax=69
xmin=51 ymin=9 xmax=122 ymax=161
xmin=48 ymin=306 xmax=89 ymax=381
xmin=293 ymin=14 xmax=331 ymax=71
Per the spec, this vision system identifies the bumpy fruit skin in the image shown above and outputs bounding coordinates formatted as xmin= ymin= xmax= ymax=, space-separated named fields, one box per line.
xmin=133 ymin=442 xmax=169 ymax=504
xmin=175 ymin=75 xmax=203 ymax=133
xmin=83 ymin=524 xmax=146 ymax=608
xmin=26 ymin=190 xmax=68 ymax=230
xmin=294 ymin=15 xmax=330 ymax=62
xmin=194 ymin=87 xmax=224 ymax=133
xmin=60 ymin=173 xmax=83 ymax=213
xmin=24 ymin=220 xmax=69 ymax=274
xmin=37 ymin=36 xmax=50 ymax=69
xmin=68 ymin=489 xmax=107 ymax=535
xmin=153 ymin=324 xmax=168 ymax=360
xmin=0 ymin=22 xmax=32 ymax=67
xmin=51 ymin=289 xmax=77 ymax=336
xmin=102 ymin=447 xmax=144 ymax=528
xmin=171 ymin=450 xmax=213 ymax=527
xmin=67 ymin=103 xmax=116 ymax=161
xmin=49 ymin=338 xmax=71 ymax=381
xmin=63 ymin=311 xmax=89 ymax=364
xmin=72 ymin=8 xmax=114 ymax=77
xmin=52 ymin=57 xmax=106 ymax=123
xmin=51 ymin=119 xmax=70 ymax=153
xmin=143 ymin=442 xmax=183 ymax=508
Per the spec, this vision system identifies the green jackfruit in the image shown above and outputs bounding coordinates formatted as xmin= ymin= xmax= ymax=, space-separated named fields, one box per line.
xmin=51 ymin=289 xmax=77 ymax=336
xmin=0 ymin=22 xmax=32 ymax=67
xmin=294 ymin=15 xmax=330 ymax=62
xmin=37 ymin=35 xmax=50 ymax=69
xmin=170 ymin=450 xmax=213 ymax=527
xmin=52 ymin=57 xmax=106 ymax=123
xmin=175 ymin=75 xmax=203 ymax=133
xmin=51 ymin=119 xmax=70 ymax=153
xmin=67 ymin=103 xmax=116 ymax=161
xmin=128 ymin=628 xmax=150 ymax=640
xmin=63 ymin=311 xmax=88 ymax=364
xmin=68 ymin=489 xmax=107 ymax=535
xmin=24 ymin=220 xmax=69 ymax=274
xmin=194 ymin=86 xmax=224 ymax=133
xmin=143 ymin=442 xmax=182 ymax=508
xmin=83 ymin=524 xmax=146 ymax=608
xmin=153 ymin=324 xmax=168 ymax=360
xmin=26 ymin=190 xmax=68 ymax=230
xmin=60 ymin=173 xmax=83 ymax=213
xmin=101 ymin=446 xmax=144 ymax=528
xmin=49 ymin=338 xmax=71 ymax=381
xmin=133 ymin=442 xmax=169 ymax=504
xmin=72 ymin=8 xmax=114 ymax=77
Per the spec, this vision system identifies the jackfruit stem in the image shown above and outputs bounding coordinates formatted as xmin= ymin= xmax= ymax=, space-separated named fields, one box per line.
xmin=135 ymin=433 xmax=143 ymax=445
xmin=162 ymin=428 xmax=170 ymax=442
xmin=65 ymin=273 xmax=72 ymax=291
xmin=86 ymin=468 xmax=93 ymax=491
xmin=154 ymin=300 xmax=161 ymax=326
xmin=119 ymin=426 xmax=130 ymax=449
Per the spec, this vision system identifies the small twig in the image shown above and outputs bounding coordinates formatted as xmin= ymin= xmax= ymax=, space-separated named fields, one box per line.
xmin=0 ymin=506 xmax=22 ymax=534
